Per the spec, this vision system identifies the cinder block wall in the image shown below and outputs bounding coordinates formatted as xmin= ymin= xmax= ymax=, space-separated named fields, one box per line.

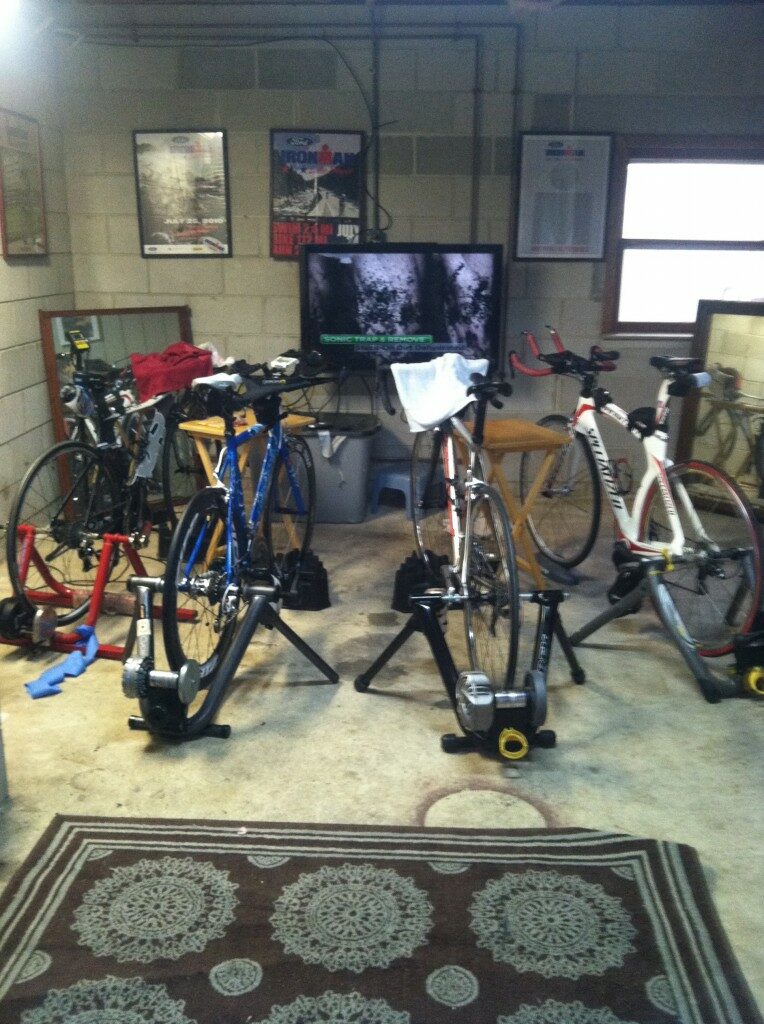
xmin=1 ymin=3 xmax=762 ymax=488
xmin=54 ymin=4 xmax=763 ymax=460
xmin=0 ymin=43 xmax=75 ymax=522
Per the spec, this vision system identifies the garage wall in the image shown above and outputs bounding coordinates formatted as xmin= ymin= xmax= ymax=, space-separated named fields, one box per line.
xmin=0 ymin=43 xmax=74 ymax=521
xmin=55 ymin=3 xmax=763 ymax=457
xmin=0 ymin=3 xmax=760 ymax=483
xmin=57 ymin=30 xmax=517 ymax=364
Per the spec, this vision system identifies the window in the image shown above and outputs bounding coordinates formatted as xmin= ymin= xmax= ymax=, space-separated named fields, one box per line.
xmin=602 ymin=136 xmax=764 ymax=334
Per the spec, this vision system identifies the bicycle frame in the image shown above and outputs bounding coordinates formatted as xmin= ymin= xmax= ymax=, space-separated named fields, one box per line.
xmin=438 ymin=416 xmax=487 ymax=591
xmin=569 ymin=377 xmax=702 ymax=558
xmin=187 ymin=418 xmax=305 ymax=585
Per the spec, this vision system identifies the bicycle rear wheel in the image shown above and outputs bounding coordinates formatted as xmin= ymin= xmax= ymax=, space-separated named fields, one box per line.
xmin=161 ymin=413 xmax=201 ymax=526
xmin=639 ymin=459 xmax=763 ymax=657
xmin=5 ymin=440 xmax=121 ymax=626
xmin=518 ymin=413 xmax=601 ymax=568
xmin=264 ymin=435 xmax=315 ymax=585
xmin=161 ymin=488 xmax=239 ymax=678
xmin=463 ymin=484 xmax=520 ymax=691
xmin=411 ymin=428 xmax=451 ymax=579
xmin=411 ymin=428 xmax=487 ymax=580
xmin=693 ymin=400 xmax=737 ymax=468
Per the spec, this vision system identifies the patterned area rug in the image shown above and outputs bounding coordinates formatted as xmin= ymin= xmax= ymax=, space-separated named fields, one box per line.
xmin=0 ymin=817 xmax=759 ymax=1024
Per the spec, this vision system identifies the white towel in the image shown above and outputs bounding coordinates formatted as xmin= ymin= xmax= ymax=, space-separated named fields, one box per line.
xmin=391 ymin=353 xmax=489 ymax=432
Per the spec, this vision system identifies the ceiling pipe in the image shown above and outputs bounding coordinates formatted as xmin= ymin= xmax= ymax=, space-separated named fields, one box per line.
xmin=51 ymin=18 xmax=524 ymax=39
xmin=370 ymin=1 xmax=381 ymax=237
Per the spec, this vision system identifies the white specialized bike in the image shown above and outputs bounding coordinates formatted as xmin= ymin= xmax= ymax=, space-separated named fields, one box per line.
xmin=512 ymin=328 xmax=763 ymax=660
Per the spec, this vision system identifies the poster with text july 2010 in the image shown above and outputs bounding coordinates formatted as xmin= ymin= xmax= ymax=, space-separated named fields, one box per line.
xmin=270 ymin=130 xmax=365 ymax=259
xmin=134 ymin=130 xmax=232 ymax=257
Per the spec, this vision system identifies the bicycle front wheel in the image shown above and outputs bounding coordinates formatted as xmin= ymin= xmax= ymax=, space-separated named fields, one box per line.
xmin=263 ymin=435 xmax=315 ymax=585
xmin=518 ymin=413 xmax=601 ymax=568
xmin=161 ymin=488 xmax=239 ymax=677
xmin=639 ymin=459 xmax=763 ymax=657
xmin=5 ymin=440 xmax=120 ymax=625
xmin=463 ymin=484 xmax=521 ymax=691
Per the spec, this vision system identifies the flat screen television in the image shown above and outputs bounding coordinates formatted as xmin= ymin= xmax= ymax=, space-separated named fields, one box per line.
xmin=299 ymin=242 xmax=503 ymax=371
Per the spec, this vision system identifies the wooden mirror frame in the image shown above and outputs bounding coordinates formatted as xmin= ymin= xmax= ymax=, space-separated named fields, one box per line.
xmin=675 ymin=299 xmax=764 ymax=519
xmin=39 ymin=305 xmax=193 ymax=444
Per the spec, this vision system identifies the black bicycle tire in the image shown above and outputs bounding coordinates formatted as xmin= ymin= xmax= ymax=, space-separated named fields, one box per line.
xmin=754 ymin=421 xmax=764 ymax=492
xmin=161 ymin=487 xmax=239 ymax=678
xmin=411 ymin=427 xmax=453 ymax=579
xmin=639 ymin=458 xmax=763 ymax=657
xmin=519 ymin=413 xmax=601 ymax=568
xmin=160 ymin=408 xmax=201 ymax=528
xmin=694 ymin=402 xmax=738 ymax=467
xmin=463 ymin=483 xmax=521 ymax=693
xmin=263 ymin=434 xmax=316 ymax=584
xmin=5 ymin=440 xmax=120 ymax=626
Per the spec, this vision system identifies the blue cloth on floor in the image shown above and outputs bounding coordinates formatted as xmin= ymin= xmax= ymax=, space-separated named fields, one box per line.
xmin=26 ymin=626 xmax=99 ymax=699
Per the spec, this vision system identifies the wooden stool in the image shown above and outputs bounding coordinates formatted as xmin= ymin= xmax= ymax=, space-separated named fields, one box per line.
xmin=179 ymin=409 xmax=315 ymax=487
xmin=471 ymin=418 xmax=568 ymax=589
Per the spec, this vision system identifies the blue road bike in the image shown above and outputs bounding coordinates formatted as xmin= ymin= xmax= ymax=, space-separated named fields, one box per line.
xmin=160 ymin=354 xmax=330 ymax=682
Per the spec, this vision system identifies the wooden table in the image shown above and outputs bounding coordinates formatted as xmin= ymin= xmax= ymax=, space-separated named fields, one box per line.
xmin=179 ymin=409 xmax=315 ymax=486
xmin=472 ymin=418 xmax=569 ymax=589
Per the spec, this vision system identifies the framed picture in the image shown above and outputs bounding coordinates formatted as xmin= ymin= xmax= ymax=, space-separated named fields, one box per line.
xmin=0 ymin=109 xmax=47 ymax=257
xmin=270 ymin=129 xmax=365 ymax=259
xmin=133 ymin=130 xmax=232 ymax=257
xmin=515 ymin=133 xmax=612 ymax=260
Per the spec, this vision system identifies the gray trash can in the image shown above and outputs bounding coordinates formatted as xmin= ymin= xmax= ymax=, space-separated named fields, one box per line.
xmin=303 ymin=413 xmax=381 ymax=523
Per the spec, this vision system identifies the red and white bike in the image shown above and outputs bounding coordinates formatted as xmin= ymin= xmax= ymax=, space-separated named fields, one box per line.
xmin=511 ymin=328 xmax=762 ymax=661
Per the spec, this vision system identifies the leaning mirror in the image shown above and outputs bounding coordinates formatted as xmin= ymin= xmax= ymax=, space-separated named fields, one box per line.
xmin=677 ymin=299 xmax=764 ymax=520
xmin=39 ymin=305 xmax=193 ymax=444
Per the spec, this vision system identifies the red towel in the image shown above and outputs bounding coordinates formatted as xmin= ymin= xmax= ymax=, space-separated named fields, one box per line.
xmin=130 ymin=342 xmax=212 ymax=402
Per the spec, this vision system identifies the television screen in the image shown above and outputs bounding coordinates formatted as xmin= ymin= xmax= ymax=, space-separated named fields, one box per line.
xmin=299 ymin=242 xmax=503 ymax=371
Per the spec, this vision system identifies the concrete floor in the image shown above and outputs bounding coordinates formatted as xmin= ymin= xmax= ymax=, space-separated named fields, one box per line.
xmin=0 ymin=508 xmax=761 ymax=1005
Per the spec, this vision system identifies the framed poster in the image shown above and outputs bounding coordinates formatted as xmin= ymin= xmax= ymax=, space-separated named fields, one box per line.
xmin=515 ymin=133 xmax=612 ymax=260
xmin=270 ymin=129 xmax=365 ymax=259
xmin=0 ymin=109 xmax=47 ymax=257
xmin=133 ymin=130 xmax=232 ymax=257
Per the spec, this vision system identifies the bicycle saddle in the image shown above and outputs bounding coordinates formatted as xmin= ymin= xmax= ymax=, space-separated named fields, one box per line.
xmin=650 ymin=356 xmax=710 ymax=396
xmin=191 ymin=372 xmax=244 ymax=390
xmin=649 ymin=356 xmax=704 ymax=375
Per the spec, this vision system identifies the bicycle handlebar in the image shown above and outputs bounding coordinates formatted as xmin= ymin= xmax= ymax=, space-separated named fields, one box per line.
xmin=510 ymin=327 xmax=619 ymax=379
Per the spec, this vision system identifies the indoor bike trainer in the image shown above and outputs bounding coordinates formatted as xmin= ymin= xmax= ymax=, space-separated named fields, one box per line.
xmin=354 ymin=554 xmax=585 ymax=760
xmin=569 ymin=545 xmax=751 ymax=703
xmin=0 ymin=530 xmax=165 ymax=662
xmin=121 ymin=569 xmax=338 ymax=740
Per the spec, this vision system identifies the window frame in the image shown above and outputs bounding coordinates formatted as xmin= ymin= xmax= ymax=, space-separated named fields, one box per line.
xmin=601 ymin=134 xmax=764 ymax=335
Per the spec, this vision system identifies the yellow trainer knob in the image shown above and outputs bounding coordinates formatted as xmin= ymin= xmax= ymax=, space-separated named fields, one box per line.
xmin=497 ymin=728 xmax=529 ymax=761
xmin=743 ymin=667 xmax=764 ymax=697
